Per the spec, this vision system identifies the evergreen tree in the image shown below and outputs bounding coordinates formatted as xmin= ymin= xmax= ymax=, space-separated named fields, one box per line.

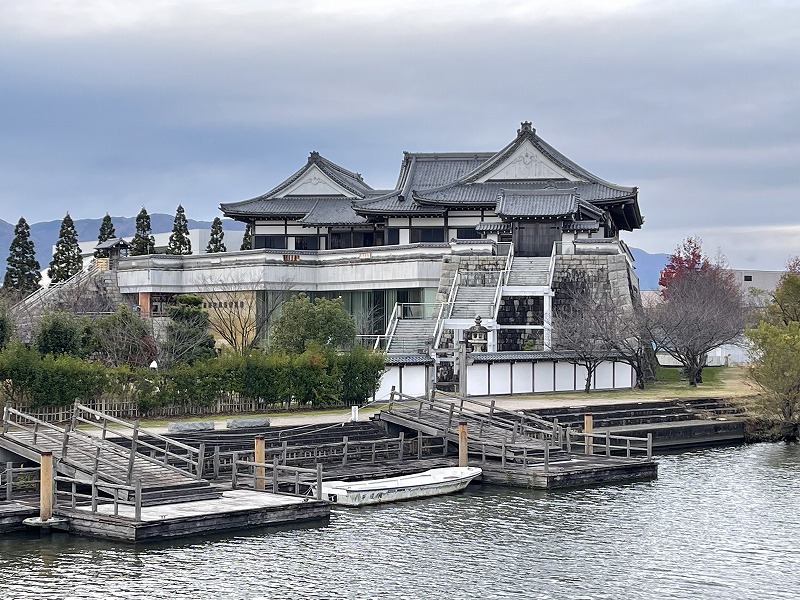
xmin=3 ymin=217 xmax=41 ymax=296
xmin=130 ymin=207 xmax=154 ymax=256
xmin=47 ymin=213 xmax=83 ymax=285
xmin=206 ymin=217 xmax=226 ymax=253
xmin=240 ymin=222 xmax=253 ymax=251
xmin=94 ymin=214 xmax=116 ymax=258
xmin=167 ymin=204 xmax=192 ymax=255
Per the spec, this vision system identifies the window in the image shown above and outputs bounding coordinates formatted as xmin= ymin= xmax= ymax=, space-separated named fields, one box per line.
xmin=744 ymin=275 xmax=753 ymax=282
xmin=294 ymin=235 xmax=319 ymax=250
xmin=455 ymin=227 xmax=480 ymax=240
xmin=409 ymin=228 xmax=445 ymax=243
xmin=387 ymin=229 xmax=400 ymax=245
xmin=253 ymin=235 xmax=287 ymax=250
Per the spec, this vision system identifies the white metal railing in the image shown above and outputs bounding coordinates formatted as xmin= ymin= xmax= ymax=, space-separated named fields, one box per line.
xmin=376 ymin=302 xmax=401 ymax=351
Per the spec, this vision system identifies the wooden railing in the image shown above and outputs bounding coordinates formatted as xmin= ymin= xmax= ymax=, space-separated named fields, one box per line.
xmin=54 ymin=474 xmax=142 ymax=521
xmin=388 ymin=389 xmax=559 ymax=442
xmin=72 ymin=403 xmax=205 ymax=481
xmin=564 ymin=427 xmax=653 ymax=459
xmin=231 ymin=456 xmax=323 ymax=499
xmin=1 ymin=463 xmax=41 ymax=500
xmin=202 ymin=434 xmax=448 ymax=479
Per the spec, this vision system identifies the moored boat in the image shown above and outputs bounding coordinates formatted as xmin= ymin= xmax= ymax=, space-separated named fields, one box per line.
xmin=317 ymin=466 xmax=482 ymax=506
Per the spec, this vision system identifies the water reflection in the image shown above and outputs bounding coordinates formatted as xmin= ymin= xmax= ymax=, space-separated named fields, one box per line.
xmin=0 ymin=443 xmax=798 ymax=599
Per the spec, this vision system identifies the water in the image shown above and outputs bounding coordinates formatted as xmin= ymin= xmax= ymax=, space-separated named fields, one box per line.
xmin=1 ymin=443 xmax=799 ymax=599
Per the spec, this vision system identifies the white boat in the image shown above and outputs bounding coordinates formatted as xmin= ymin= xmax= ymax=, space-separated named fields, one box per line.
xmin=317 ymin=466 xmax=482 ymax=506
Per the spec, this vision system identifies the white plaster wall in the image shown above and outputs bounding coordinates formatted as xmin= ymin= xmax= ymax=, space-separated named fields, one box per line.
xmin=512 ymin=362 xmax=534 ymax=394
xmin=555 ymin=362 xmax=576 ymax=391
xmin=467 ymin=364 xmax=489 ymax=396
xmin=376 ymin=365 xmax=429 ymax=400
xmin=534 ymin=361 xmax=555 ymax=392
xmin=594 ymin=361 xmax=615 ymax=389
xmin=489 ymin=363 xmax=512 ymax=395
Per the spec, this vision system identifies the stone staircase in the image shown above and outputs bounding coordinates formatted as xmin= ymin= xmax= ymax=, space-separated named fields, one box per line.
xmin=506 ymin=256 xmax=551 ymax=286
xmin=450 ymin=286 xmax=497 ymax=319
xmin=386 ymin=318 xmax=436 ymax=353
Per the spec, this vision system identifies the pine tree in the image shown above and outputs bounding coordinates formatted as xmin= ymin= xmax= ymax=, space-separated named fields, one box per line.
xmin=47 ymin=213 xmax=83 ymax=285
xmin=167 ymin=204 xmax=192 ymax=255
xmin=240 ymin=222 xmax=253 ymax=251
xmin=3 ymin=217 xmax=41 ymax=296
xmin=94 ymin=214 xmax=117 ymax=258
xmin=130 ymin=207 xmax=154 ymax=256
xmin=206 ymin=217 xmax=226 ymax=253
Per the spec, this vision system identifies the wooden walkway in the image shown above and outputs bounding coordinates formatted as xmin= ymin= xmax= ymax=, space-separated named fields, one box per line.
xmin=0 ymin=403 xmax=221 ymax=505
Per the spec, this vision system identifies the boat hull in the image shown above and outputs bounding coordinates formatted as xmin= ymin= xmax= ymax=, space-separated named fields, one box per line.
xmin=318 ymin=467 xmax=482 ymax=507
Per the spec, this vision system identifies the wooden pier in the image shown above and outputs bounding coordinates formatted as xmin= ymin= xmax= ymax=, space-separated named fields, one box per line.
xmin=0 ymin=403 xmax=331 ymax=542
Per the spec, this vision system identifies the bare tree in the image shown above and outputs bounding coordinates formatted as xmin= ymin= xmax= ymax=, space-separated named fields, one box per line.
xmin=198 ymin=274 xmax=295 ymax=353
xmin=550 ymin=276 xmax=619 ymax=392
xmin=92 ymin=305 xmax=156 ymax=368
xmin=646 ymin=268 xmax=747 ymax=386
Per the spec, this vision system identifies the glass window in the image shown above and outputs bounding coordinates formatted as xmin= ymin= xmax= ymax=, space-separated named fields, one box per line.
xmin=455 ymin=227 xmax=480 ymax=240
xmin=410 ymin=228 xmax=445 ymax=243
xmin=294 ymin=235 xmax=319 ymax=250
xmin=253 ymin=235 xmax=287 ymax=250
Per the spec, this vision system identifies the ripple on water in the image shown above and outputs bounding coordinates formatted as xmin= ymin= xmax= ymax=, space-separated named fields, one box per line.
xmin=1 ymin=444 xmax=799 ymax=599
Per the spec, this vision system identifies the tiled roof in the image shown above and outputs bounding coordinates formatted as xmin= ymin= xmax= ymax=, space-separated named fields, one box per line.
xmin=221 ymin=197 xmax=319 ymax=217
xmin=385 ymin=353 xmax=434 ymax=364
xmin=495 ymin=189 xmax=578 ymax=218
xmin=264 ymin=152 xmax=373 ymax=198
xmin=298 ymin=199 xmax=367 ymax=226
xmin=475 ymin=221 xmax=511 ymax=232
xmin=563 ymin=219 xmax=600 ymax=232
xmin=354 ymin=192 xmax=447 ymax=215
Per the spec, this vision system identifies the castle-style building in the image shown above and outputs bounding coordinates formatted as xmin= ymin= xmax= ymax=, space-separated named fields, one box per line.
xmin=113 ymin=122 xmax=643 ymax=396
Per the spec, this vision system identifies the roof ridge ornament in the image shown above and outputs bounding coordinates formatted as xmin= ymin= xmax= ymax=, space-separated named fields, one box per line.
xmin=517 ymin=121 xmax=535 ymax=136
xmin=309 ymin=151 xmax=321 ymax=162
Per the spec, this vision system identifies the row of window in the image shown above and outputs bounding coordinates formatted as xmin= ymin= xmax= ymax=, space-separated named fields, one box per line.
xmin=254 ymin=228 xmax=481 ymax=250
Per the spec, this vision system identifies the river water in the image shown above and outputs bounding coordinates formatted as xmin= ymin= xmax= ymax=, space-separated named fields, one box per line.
xmin=0 ymin=443 xmax=798 ymax=599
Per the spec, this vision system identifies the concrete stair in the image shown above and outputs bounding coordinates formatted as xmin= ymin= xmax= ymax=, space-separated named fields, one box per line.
xmin=451 ymin=287 xmax=497 ymax=319
xmin=386 ymin=318 xmax=435 ymax=353
xmin=507 ymin=256 xmax=551 ymax=286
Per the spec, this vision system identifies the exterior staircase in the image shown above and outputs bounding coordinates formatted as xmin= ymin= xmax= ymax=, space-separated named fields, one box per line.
xmin=386 ymin=318 xmax=436 ymax=353
xmin=506 ymin=256 xmax=551 ymax=286
xmin=450 ymin=286 xmax=497 ymax=319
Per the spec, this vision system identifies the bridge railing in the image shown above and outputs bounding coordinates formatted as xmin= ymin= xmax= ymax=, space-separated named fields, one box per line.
xmin=564 ymin=428 xmax=653 ymax=459
xmin=72 ymin=403 xmax=206 ymax=481
xmin=1 ymin=463 xmax=41 ymax=500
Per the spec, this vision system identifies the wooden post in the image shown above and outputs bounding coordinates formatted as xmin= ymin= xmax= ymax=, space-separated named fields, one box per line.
xmin=417 ymin=434 xmax=423 ymax=460
xmin=231 ymin=452 xmax=238 ymax=489
xmin=458 ymin=421 xmax=468 ymax=467
xmin=501 ymin=442 xmax=506 ymax=469
xmin=584 ymin=414 xmax=593 ymax=455
xmin=647 ymin=433 xmax=653 ymax=458
xmin=213 ymin=446 xmax=220 ymax=479
xmin=127 ymin=420 xmax=140 ymax=485
xmin=40 ymin=452 xmax=54 ymax=521
xmin=61 ymin=423 xmax=70 ymax=460
xmin=5 ymin=462 xmax=12 ymax=501
xmin=316 ymin=464 xmax=323 ymax=501
xmin=134 ymin=480 xmax=142 ymax=522
xmin=398 ymin=432 xmax=405 ymax=461
xmin=273 ymin=457 xmax=279 ymax=494
xmin=566 ymin=426 xmax=572 ymax=453
xmin=605 ymin=431 xmax=611 ymax=457
xmin=197 ymin=443 xmax=206 ymax=480
xmin=342 ymin=436 xmax=349 ymax=466
xmin=544 ymin=442 xmax=549 ymax=474
xmin=254 ymin=435 xmax=266 ymax=491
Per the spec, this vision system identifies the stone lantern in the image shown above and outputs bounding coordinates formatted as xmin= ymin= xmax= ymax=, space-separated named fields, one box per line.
xmin=465 ymin=315 xmax=489 ymax=352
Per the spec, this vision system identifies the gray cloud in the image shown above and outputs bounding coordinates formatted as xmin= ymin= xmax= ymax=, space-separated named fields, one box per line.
xmin=0 ymin=0 xmax=797 ymax=268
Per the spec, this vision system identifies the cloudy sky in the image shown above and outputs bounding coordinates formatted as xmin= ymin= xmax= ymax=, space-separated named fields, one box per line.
xmin=0 ymin=0 xmax=797 ymax=269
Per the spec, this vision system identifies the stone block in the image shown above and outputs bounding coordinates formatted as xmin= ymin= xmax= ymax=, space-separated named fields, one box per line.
xmin=167 ymin=421 xmax=215 ymax=433
xmin=226 ymin=417 xmax=271 ymax=429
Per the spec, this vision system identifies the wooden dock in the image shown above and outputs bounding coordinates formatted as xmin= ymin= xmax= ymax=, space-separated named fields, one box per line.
xmin=53 ymin=490 xmax=329 ymax=543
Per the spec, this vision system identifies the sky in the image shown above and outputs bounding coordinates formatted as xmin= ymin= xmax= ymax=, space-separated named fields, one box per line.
xmin=0 ymin=0 xmax=798 ymax=269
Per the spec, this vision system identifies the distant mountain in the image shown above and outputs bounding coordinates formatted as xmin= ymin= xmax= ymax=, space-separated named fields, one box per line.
xmin=0 ymin=214 xmax=245 ymax=277
xmin=0 ymin=216 xmax=668 ymax=288
xmin=631 ymin=247 xmax=669 ymax=290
